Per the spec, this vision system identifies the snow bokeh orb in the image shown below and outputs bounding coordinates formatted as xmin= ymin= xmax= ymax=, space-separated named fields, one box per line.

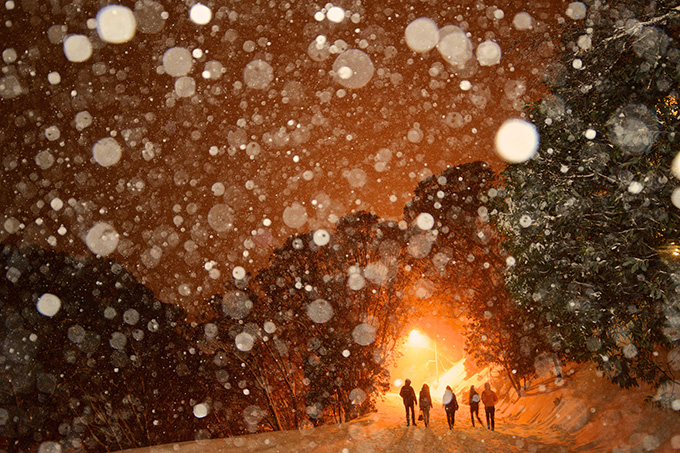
xmin=207 ymin=204 xmax=234 ymax=232
xmin=75 ymin=111 xmax=93 ymax=131
xmin=307 ymin=299 xmax=334 ymax=323
xmin=654 ymin=380 xmax=680 ymax=410
xmin=566 ymin=2 xmax=587 ymax=20
xmin=344 ymin=168 xmax=367 ymax=187
xmin=204 ymin=323 xmax=218 ymax=339
xmin=96 ymin=5 xmax=137 ymax=44
xmin=68 ymin=325 xmax=86 ymax=343
xmin=416 ymin=212 xmax=435 ymax=230
xmin=313 ymin=229 xmax=330 ymax=246
xmin=364 ymin=261 xmax=389 ymax=285
xmin=282 ymin=203 xmax=308 ymax=229
xmin=326 ymin=6 xmax=345 ymax=23
xmin=586 ymin=337 xmax=602 ymax=352
xmin=244 ymin=59 xmax=274 ymax=89
xmin=92 ymin=137 xmax=122 ymax=167
xmin=163 ymin=47 xmax=192 ymax=77
xmin=332 ymin=49 xmax=374 ymax=89
xmin=243 ymin=405 xmax=265 ymax=425
xmin=408 ymin=234 xmax=433 ymax=258
xmin=0 ymin=74 xmax=23 ymax=99
xmin=622 ymin=343 xmax=638 ymax=359
xmin=189 ymin=3 xmax=212 ymax=25
xmin=47 ymin=71 xmax=61 ymax=85
xmin=606 ymin=104 xmax=659 ymax=155
xmin=134 ymin=0 xmax=166 ymax=34
xmin=109 ymin=331 xmax=127 ymax=350
xmin=352 ymin=323 xmax=376 ymax=346
xmin=235 ymin=332 xmax=255 ymax=352
xmin=175 ymin=76 xmax=196 ymax=97
xmin=36 ymin=293 xmax=61 ymax=317
xmin=436 ymin=28 xmax=472 ymax=66
xmin=405 ymin=17 xmax=439 ymax=53
xmin=513 ymin=12 xmax=533 ymax=30
xmin=232 ymin=266 xmax=246 ymax=280
xmin=414 ymin=278 xmax=435 ymax=299
xmin=671 ymin=188 xmax=680 ymax=208
xmin=44 ymin=126 xmax=60 ymax=141
xmin=476 ymin=41 xmax=501 ymax=66
xmin=519 ymin=215 xmax=532 ymax=228
xmin=85 ymin=222 xmax=119 ymax=256
xmin=123 ymin=308 xmax=140 ymax=325
xmin=628 ymin=181 xmax=643 ymax=194
xmin=632 ymin=27 xmax=670 ymax=62
xmin=349 ymin=388 xmax=367 ymax=405
xmin=193 ymin=403 xmax=209 ymax=418
xmin=348 ymin=273 xmax=366 ymax=291
xmin=222 ymin=291 xmax=253 ymax=319
xmin=442 ymin=387 xmax=453 ymax=405
xmin=495 ymin=118 xmax=539 ymax=163
xmin=672 ymin=154 xmax=680 ymax=180
xmin=308 ymin=35 xmax=331 ymax=62
xmin=63 ymin=35 xmax=92 ymax=62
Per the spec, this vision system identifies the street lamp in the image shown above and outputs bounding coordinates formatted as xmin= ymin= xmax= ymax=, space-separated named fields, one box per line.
xmin=409 ymin=330 xmax=439 ymax=381
xmin=426 ymin=340 xmax=439 ymax=379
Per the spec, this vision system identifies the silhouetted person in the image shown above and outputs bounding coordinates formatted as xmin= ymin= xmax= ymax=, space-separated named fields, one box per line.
xmin=419 ymin=383 xmax=433 ymax=427
xmin=442 ymin=385 xmax=459 ymax=429
xmin=481 ymin=382 xmax=498 ymax=431
xmin=469 ymin=385 xmax=483 ymax=427
xmin=400 ymin=378 xmax=418 ymax=426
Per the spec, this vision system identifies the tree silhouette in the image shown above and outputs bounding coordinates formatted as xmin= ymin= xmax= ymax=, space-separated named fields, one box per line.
xmin=253 ymin=212 xmax=413 ymax=424
xmin=0 ymin=244 xmax=234 ymax=451
xmin=404 ymin=162 xmax=548 ymax=392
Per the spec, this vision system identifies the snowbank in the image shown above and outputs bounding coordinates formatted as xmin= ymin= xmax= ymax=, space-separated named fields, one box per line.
xmin=117 ymin=363 xmax=680 ymax=452
xmin=499 ymin=362 xmax=680 ymax=451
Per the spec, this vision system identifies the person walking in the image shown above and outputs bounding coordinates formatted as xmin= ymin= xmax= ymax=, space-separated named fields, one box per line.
xmin=399 ymin=378 xmax=418 ymax=426
xmin=481 ymin=382 xmax=498 ymax=431
xmin=442 ymin=385 xmax=459 ymax=429
xmin=469 ymin=385 xmax=483 ymax=427
xmin=419 ymin=383 xmax=433 ymax=427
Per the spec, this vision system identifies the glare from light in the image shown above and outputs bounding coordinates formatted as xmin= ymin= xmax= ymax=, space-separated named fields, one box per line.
xmin=408 ymin=329 xmax=430 ymax=348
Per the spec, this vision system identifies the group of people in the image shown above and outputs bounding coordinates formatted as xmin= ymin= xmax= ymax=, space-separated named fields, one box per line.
xmin=399 ymin=379 xmax=498 ymax=431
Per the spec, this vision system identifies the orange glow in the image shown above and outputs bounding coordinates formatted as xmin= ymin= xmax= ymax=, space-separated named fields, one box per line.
xmin=408 ymin=329 xmax=430 ymax=348
xmin=389 ymin=317 xmax=467 ymax=393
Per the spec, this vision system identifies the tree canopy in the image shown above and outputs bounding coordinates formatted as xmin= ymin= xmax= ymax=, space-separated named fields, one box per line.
xmin=492 ymin=1 xmax=680 ymax=389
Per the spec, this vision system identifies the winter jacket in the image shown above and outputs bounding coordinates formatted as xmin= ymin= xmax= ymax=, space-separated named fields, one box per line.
xmin=419 ymin=389 xmax=433 ymax=410
xmin=481 ymin=388 xmax=498 ymax=407
xmin=443 ymin=389 xmax=459 ymax=413
xmin=469 ymin=388 xmax=481 ymax=405
xmin=400 ymin=384 xmax=417 ymax=406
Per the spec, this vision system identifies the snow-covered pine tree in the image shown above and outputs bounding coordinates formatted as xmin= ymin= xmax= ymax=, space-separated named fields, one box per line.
xmin=493 ymin=1 xmax=680 ymax=390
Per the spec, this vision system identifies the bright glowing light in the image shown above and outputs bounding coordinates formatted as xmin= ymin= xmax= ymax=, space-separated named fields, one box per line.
xmin=431 ymin=358 xmax=468 ymax=403
xmin=408 ymin=329 xmax=429 ymax=348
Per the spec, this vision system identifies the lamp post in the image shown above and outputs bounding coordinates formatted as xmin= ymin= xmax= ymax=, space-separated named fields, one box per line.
xmin=426 ymin=339 xmax=439 ymax=383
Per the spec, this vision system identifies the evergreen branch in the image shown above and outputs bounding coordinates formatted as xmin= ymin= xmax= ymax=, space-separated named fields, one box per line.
xmin=602 ymin=5 xmax=680 ymax=44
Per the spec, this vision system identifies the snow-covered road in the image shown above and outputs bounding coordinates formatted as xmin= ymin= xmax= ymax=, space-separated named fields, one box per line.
xmin=120 ymin=392 xmax=575 ymax=453
xmin=118 ymin=361 xmax=680 ymax=452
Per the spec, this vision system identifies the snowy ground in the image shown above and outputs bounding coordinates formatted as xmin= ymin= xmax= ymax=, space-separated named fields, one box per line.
xmin=118 ymin=363 xmax=680 ymax=452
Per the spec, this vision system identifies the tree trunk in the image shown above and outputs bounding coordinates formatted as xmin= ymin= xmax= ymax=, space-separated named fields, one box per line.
xmin=504 ymin=365 xmax=522 ymax=395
